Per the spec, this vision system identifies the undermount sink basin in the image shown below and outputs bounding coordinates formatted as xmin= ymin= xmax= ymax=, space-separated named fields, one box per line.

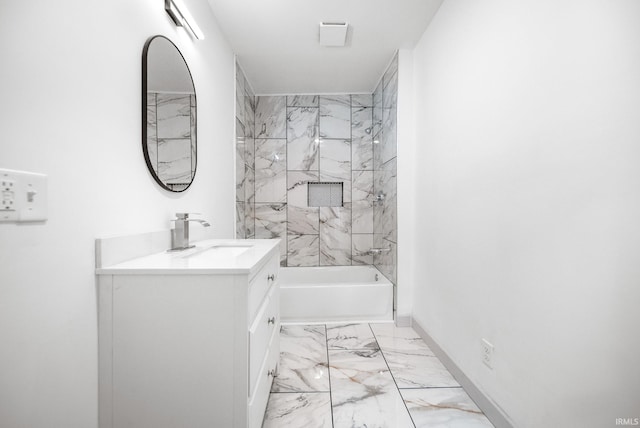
xmin=181 ymin=243 xmax=253 ymax=259
xmin=211 ymin=243 xmax=254 ymax=248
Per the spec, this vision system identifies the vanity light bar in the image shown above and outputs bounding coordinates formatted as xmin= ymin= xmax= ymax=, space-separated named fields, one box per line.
xmin=165 ymin=0 xmax=205 ymax=40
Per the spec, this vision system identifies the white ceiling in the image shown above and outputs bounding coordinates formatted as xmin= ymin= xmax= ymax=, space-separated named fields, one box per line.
xmin=206 ymin=0 xmax=444 ymax=95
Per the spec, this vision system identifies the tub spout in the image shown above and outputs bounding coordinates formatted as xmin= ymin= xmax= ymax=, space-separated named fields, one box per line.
xmin=368 ymin=248 xmax=391 ymax=255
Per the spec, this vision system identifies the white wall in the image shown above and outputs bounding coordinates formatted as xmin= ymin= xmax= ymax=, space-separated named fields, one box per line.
xmin=396 ymin=48 xmax=416 ymax=321
xmin=0 ymin=1 xmax=235 ymax=426
xmin=408 ymin=0 xmax=640 ymax=426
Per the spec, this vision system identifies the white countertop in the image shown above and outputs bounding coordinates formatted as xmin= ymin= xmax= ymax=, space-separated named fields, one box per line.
xmin=96 ymin=239 xmax=280 ymax=275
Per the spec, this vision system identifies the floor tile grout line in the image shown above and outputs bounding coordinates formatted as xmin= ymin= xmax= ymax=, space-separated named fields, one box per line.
xmin=324 ymin=324 xmax=335 ymax=428
xmin=368 ymin=323 xmax=417 ymax=428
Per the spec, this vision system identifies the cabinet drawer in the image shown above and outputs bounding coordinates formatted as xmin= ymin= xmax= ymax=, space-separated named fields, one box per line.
xmin=249 ymin=285 xmax=279 ymax=395
xmin=247 ymin=339 xmax=279 ymax=428
xmin=248 ymin=253 xmax=279 ymax=321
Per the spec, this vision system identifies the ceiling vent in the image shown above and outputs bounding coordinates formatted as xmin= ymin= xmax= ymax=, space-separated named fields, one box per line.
xmin=319 ymin=22 xmax=349 ymax=47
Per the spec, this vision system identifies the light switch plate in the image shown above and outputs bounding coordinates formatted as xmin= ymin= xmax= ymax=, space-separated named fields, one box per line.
xmin=0 ymin=168 xmax=48 ymax=223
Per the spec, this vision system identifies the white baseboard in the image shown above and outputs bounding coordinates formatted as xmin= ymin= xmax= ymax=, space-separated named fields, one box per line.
xmin=395 ymin=314 xmax=412 ymax=327
xmin=411 ymin=317 xmax=515 ymax=428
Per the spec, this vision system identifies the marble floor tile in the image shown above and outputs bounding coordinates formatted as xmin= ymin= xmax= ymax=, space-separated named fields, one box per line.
xmin=326 ymin=323 xmax=378 ymax=350
xmin=401 ymin=388 xmax=495 ymax=427
xmin=385 ymin=350 xmax=460 ymax=388
xmin=271 ymin=325 xmax=330 ymax=393
xmin=264 ymin=323 xmax=493 ymax=428
xmin=370 ymin=323 xmax=435 ymax=356
xmin=262 ymin=392 xmax=332 ymax=428
xmin=329 ymin=349 xmax=414 ymax=428
xmin=371 ymin=323 xmax=459 ymax=388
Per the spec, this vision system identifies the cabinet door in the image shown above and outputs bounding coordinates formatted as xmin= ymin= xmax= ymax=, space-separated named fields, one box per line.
xmin=248 ymin=254 xmax=279 ymax=321
xmin=247 ymin=322 xmax=280 ymax=428
xmin=248 ymin=284 xmax=279 ymax=395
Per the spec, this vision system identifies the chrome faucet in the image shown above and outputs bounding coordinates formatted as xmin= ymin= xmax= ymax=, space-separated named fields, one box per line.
xmin=170 ymin=213 xmax=211 ymax=251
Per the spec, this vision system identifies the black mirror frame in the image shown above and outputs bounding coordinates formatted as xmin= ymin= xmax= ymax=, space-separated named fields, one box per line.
xmin=142 ymin=35 xmax=197 ymax=193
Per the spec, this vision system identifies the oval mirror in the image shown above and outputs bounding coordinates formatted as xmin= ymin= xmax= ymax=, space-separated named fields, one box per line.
xmin=142 ymin=35 xmax=197 ymax=192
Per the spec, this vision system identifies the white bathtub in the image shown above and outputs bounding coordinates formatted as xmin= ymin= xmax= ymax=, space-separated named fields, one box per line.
xmin=278 ymin=266 xmax=394 ymax=324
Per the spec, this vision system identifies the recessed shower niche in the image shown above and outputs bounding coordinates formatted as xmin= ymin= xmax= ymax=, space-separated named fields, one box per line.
xmin=308 ymin=182 xmax=344 ymax=207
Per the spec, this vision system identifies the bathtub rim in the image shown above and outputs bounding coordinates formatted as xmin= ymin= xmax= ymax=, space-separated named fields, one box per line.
xmin=281 ymin=320 xmax=395 ymax=326
xmin=278 ymin=265 xmax=392 ymax=287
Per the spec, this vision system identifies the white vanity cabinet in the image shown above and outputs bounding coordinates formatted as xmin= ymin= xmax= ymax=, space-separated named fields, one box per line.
xmin=96 ymin=239 xmax=280 ymax=428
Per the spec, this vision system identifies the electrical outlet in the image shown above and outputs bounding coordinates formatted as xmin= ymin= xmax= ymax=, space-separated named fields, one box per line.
xmin=2 ymin=179 xmax=16 ymax=211
xmin=481 ymin=338 xmax=494 ymax=369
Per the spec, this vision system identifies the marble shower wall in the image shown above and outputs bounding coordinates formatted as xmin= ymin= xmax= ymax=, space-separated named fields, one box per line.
xmin=242 ymin=93 xmax=376 ymax=267
xmin=235 ymin=63 xmax=256 ymax=240
xmin=235 ymin=58 xmax=397 ymax=272
xmin=372 ymin=53 xmax=398 ymax=286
